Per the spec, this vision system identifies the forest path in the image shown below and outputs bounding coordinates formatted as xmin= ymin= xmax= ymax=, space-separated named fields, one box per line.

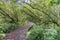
xmin=3 ymin=22 xmax=34 ymax=40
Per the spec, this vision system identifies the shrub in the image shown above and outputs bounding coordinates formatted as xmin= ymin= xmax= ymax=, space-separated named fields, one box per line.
xmin=26 ymin=24 xmax=60 ymax=40
xmin=0 ymin=22 xmax=18 ymax=40
xmin=0 ymin=22 xmax=18 ymax=33
xmin=0 ymin=33 xmax=5 ymax=40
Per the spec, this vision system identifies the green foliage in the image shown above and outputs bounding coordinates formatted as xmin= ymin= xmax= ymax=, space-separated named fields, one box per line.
xmin=46 ymin=0 xmax=60 ymax=6
xmin=0 ymin=0 xmax=27 ymax=40
xmin=0 ymin=22 xmax=18 ymax=40
xmin=0 ymin=33 xmax=5 ymax=40
xmin=0 ymin=22 xmax=18 ymax=33
xmin=0 ymin=0 xmax=27 ymax=26
xmin=21 ymin=0 xmax=59 ymax=26
xmin=0 ymin=0 xmax=60 ymax=40
xmin=26 ymin=24 xmax=60 ymax=40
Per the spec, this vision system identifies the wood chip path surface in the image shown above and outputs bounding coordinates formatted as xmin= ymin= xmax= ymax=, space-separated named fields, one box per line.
xmin=3 ymin=22 xmax=34 ymax=40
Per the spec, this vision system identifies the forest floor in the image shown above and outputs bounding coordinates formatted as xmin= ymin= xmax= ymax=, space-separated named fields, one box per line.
xmin=3 ymin=22 xmax=34 ymax=40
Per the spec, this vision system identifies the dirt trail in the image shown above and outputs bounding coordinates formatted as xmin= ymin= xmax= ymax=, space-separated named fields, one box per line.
xmin=3 ymin=22 xmax=34 ymax=40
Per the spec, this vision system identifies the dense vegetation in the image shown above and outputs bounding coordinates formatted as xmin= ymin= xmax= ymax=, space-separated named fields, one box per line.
xmin=0 ymin=0 xmax=60 ymax=40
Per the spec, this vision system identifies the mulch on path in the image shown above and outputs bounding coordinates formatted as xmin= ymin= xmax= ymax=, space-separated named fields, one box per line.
xmin=3 ymin=22 xmax=34 ymax=40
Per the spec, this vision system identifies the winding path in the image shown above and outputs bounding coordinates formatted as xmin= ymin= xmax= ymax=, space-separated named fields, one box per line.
xmin=3 ymin=22 xmax=34 ymax=40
